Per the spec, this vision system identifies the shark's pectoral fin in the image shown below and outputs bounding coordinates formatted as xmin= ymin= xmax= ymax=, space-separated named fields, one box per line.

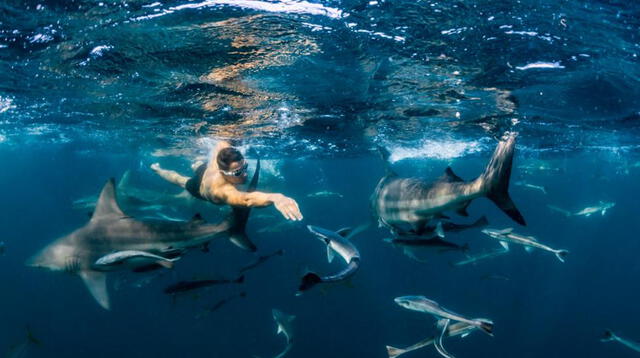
xmin=524 ymin=246 xmax=533 ymax=253
xmin=79 ymin=271 xmax=110 ymax=310
xmin=499 ymin=241 xmax=509 ymax=250
xmin=327 ymin=245 xmax=335 ymax=263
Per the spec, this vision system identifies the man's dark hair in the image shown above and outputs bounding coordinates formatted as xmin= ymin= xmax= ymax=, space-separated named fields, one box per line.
xmin=217 ymin=147 xmax=244 ymax=171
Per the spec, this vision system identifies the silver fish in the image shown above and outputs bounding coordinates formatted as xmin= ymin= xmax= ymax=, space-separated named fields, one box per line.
xmin=306 ymin=190 xmax=344 ymax=198
xmin=272 ymin=309 xmax=295 ymax=358
xmin=514 ymin=181 xmax=547 ymax=194
xmin=394 ymin=295 xmax=493 ymax=336
xmin=298 ymin=225 xmax=363 ymax=293
xmin=386 ymin=321 xmax=481 ymax=358
xmin=93 ymin=250 xmax=180 ymax=271
xmin=602 ymin=330 xmax=640 ymax=352
xmin=481 ymin=228 xmax=569 ymax=262
xmin=548 ymin=201 xmax=615 ymax=217
xmin=452 ymin=247 xmax=509 ymax=267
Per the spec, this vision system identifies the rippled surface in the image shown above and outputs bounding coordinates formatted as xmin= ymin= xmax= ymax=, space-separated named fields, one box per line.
xmin=1 ymin=0 xmax=638 ymax=157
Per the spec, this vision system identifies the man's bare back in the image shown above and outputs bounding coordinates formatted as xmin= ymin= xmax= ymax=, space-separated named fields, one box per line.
xmin=151 ymin=141 xmax=303 ymax=221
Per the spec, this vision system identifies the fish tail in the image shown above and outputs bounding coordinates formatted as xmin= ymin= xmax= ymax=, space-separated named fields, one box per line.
xmin=477 ymin=319 xmax=494 ymax=336
xmin=235 ymin=275 xmax=245 ymax=284
xmin=386 ymin=345 xmax=407 ymax=358
xmin=601 ymin=329 xmax=616 ymax=342
xmin=554 ymin=250 xmax=569 ymax=263
xmin=298 ymin=272 xmax=323 ymax=293
xmin=479 ymin=132 xmax=526 ymax=226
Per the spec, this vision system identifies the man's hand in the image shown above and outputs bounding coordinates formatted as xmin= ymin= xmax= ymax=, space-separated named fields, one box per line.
xmin=150 ymin=162 xmax=161 ymax=172
xmin=272 ymin=194 xmax=303 ymax=221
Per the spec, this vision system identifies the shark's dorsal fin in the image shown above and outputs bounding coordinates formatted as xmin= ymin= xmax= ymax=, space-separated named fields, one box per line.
xmin=92 ymin=178 xmax=126 ymax=221
xmin=79 ymin=271 xmax=110 ymax=310
xmin=336 ymin=227 xmax=353 ymax=238
xmin=440 ymin=166 xmax=464 ymax=182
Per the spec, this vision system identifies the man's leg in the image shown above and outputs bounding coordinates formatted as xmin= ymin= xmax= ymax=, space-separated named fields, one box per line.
xmin=150 ymin=163 xmax=189 ymax=188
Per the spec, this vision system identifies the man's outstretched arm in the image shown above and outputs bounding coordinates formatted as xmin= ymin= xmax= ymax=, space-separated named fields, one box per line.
xmin=150 ymin=163 xmax=189 ymax=188
xmin=218 ymin=186 xmax=303 ymax=221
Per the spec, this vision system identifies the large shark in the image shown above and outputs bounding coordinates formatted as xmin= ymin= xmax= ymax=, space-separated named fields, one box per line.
xmin=26 ymin=178 xmax=248 ymax=310
xmin=372 ymin=133 xmax=526 ymax=236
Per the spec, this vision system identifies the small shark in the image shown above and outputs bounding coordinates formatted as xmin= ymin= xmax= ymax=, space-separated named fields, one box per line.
xmin=372 ymin=133 xmax=526 ymax=236
xmin=602 ymin=329 xmax=640 ymax=352
xmin=272 ymin=309 xmax=295 ymax=358
xmin=384 ymin=236 xmax=468 ymax=263
xmin=298 ymin=225 xmax=363 ymax=293
xmin=386 ymin=321 xmax=481 ymax=358
xmin=27 ymin=178 xmax=247 ymax=310
xmin=548 ymin=201 xmax=615 ymax=217
xmin=481 ymin=228 xmax=569 ymax=262
xmin=451 ymin=247 xmax=509 ymax=267
xmin=514 ymin=181 xmax=547 ymax=194
xmin=394 ymin=295 xmax=494 ymax=336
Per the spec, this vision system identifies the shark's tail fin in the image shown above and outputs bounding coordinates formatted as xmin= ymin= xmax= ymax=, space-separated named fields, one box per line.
xmin=234 ymin=275 xmax=245 ymax=284
xmin=386 ymin=345 xmax=407 ymax=358
xmin=479 ymin=133 xmax=526 ymax=226
xmin=477 ymin=319 xmax=494 ymax=336
xmin=298 ymin=272 xmax=322 ymax=293
xmin=554 ymin=249 xmax=569 ymax=263
xmin=601 ymin=329 xmax=616 ymax=342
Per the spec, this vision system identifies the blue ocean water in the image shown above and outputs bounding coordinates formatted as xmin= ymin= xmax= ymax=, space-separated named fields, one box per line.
xmin=1 ymin=0 xmax=639 ymax=357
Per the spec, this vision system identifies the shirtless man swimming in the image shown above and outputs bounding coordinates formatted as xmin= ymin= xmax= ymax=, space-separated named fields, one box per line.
xmin=151 ymin=141 xmax=303 ymax=221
